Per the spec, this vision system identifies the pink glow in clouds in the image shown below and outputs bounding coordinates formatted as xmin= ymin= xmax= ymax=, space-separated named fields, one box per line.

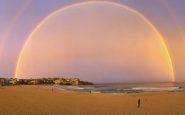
xmin=15 ymin=2 xmax=174 ymax=83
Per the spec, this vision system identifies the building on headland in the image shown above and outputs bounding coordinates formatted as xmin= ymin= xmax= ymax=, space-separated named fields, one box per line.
xmin=0 ymin=78 xmax=19 ymax=85
xmin=9 ymin=78 xmax=18 ymax=85
xmin=53 ymin=78 xmax=80 ymax=85
xmin=0 ymin=78 xmax=9 ymax=86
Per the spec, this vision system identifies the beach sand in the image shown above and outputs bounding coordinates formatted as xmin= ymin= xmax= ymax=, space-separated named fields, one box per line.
xmin=0 ymin=85 xmax=185 ymax=115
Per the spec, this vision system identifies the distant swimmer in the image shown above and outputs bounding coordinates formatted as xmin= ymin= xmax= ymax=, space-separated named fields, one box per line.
xmin=137 ymin=99 xmax=141 ymax=108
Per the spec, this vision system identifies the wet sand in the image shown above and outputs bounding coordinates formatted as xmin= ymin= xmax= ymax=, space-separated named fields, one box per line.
xmin=0 ymin=85 xmax=184 ymax=115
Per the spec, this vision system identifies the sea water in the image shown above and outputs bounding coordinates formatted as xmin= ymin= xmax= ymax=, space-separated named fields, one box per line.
xmin=60 ymin=82 xmax=185 ymax=93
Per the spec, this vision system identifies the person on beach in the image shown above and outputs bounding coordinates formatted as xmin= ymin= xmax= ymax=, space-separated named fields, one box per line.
xmin=137 ymin=99 xmax=141 ymax=108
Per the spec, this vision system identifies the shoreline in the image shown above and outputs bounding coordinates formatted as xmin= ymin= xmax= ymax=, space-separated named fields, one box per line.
xmin=1 ymin=84 xmax=185 ymax=94
xmin=52 ymin=84 xmax=185 ymax=94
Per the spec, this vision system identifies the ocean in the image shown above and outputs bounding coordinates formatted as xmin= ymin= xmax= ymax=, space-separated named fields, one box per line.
xmin=60 ymin=82 xmax=185 ymax=93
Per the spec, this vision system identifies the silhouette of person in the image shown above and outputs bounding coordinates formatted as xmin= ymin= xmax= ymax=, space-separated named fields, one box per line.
xmin=137 ymin=99 xmax=141 ymax=108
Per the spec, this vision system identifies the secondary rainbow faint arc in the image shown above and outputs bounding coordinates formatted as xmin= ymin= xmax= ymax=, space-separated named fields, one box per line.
xmin=14 ymin=1 xmax=175 ymax=81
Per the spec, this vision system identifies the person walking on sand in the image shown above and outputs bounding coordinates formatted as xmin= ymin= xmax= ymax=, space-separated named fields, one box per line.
xmin=137 ymin=99 xmax=141 ymax=108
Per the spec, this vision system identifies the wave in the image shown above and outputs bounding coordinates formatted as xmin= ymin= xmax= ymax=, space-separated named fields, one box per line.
xmin=59 ymin=83 xmax=185 ymax=93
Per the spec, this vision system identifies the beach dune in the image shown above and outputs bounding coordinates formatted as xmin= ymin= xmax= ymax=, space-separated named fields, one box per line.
xmin=0 ymin=86 xmax=184 ymax=115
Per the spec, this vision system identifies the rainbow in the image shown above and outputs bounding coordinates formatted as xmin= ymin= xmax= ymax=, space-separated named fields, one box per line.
xmin=14 ymin=1 xmax=175 ymax=81
xmin=0 ymin=1 xmax=32 ymax=65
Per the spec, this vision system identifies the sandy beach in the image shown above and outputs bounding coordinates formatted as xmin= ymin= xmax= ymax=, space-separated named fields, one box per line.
xmin=0 ymin=85 xmax=185 ymax=115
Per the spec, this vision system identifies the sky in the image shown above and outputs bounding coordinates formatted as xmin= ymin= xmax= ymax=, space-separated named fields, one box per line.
xmin=0 ymin=0 xmax=185 ymax=83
